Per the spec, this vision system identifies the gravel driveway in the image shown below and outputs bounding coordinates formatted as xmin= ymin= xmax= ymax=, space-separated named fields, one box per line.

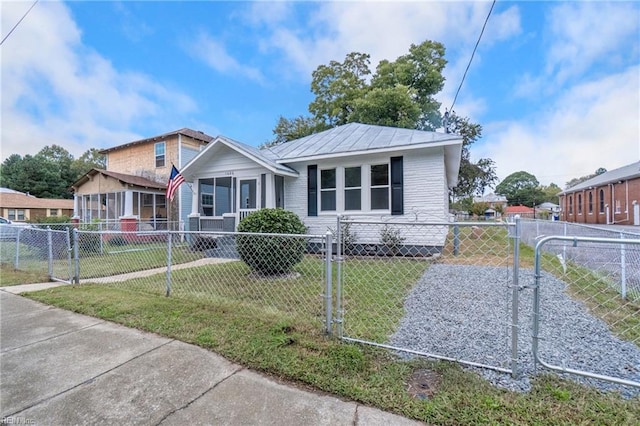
xmin=389 ymin=264 xmax=640 ymax=398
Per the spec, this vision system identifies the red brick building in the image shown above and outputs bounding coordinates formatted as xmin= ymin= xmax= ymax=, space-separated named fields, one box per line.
xmin=558 ymin=161 xmax=640 ymax=226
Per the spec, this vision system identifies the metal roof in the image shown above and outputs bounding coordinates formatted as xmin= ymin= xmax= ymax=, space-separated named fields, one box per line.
xmin=266 ymin=122 xmax=462 ymax=161
xmin=559 ymin=161 xmax=640 ymax=194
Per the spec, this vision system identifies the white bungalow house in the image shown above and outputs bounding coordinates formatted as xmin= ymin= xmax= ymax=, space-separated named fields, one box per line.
xmin=180 ymin=123 xmax=463 ymax=252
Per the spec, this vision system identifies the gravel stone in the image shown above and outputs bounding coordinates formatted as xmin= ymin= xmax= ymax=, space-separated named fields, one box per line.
xmin=388 ymin=264 xmax=640 ymax=398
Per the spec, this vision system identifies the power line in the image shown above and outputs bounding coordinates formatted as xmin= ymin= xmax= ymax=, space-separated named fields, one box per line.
xmin=1 ymin=0 xmax=39 ymax=47
xmin=450 ymin=0 xmax=495 ymax=111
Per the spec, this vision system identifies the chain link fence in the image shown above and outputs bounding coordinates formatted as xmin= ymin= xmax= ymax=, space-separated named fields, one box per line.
xmin=65 ymin=229 xmax=331 ymax=331
xmin=532 ymin=236 xmax=640 ymax=392
xmin=335 ymin=217 xmax=519 ymax=374
xmin=2 ymin=217 xmax=639 ymax=392
xmin=1 ymin=225 xmax=73 ymax=282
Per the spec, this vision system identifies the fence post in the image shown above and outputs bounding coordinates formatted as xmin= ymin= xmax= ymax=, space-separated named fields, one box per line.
xmin=47 ymin=226 xmax=53 ymax=279
xmin=66 ymin=227 xmax=73 ymax=284
xmin=620 ymin=232 xmax=627 ymax=300
xmin=510 ymin=216 xmax=521 ymax=377
xmin=453 ymin=224 xmax=460 ymax=256
xmin=73 ymin=228 xmax=80 ymax=284
xmin=335 ymin=215 xmax=343 ymax=338
xmin=14 ymin=228 xmax=22 ymax=270
xmin=325 ymin=231 xmax=333 ymax=336
xmin=166 ymin=232 xmax=172 ymax=297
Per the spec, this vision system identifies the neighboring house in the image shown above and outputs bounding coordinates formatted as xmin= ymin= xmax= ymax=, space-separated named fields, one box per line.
xmin=473 ymin=193 xmax=508 ymax=218
xmin=558 ymin=161 xmax=640 ymax=226
xmin=72 ymin=128 xmax=213 ymax=229
xmin=180 ymin=122 xmax=463 ymax=251
xmin=504 ymin=205 xmax=535 ymax=219
xmin=0 ymin=188 xmax=73 ymax=221
xmin=536 ymin=202 xmax=560 ymax=220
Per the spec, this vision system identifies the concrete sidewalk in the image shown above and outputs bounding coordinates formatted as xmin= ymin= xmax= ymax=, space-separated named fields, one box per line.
xmin=0 ymin=286 xmax=423 ymax=425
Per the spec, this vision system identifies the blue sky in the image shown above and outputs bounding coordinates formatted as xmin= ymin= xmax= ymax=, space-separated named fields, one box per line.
xmin=1 ymin=0 xmax=638 ymax=188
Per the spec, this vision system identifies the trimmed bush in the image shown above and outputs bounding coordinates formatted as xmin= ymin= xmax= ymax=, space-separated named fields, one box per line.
xmin=236 ymin=208 xmax=307 ymax=275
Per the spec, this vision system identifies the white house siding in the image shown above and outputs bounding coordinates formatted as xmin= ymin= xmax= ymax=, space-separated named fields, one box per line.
xmin=180 ymin=146 xmax=200 ymax=229
xmin=283 ymin=147 xmax=450 ymax=249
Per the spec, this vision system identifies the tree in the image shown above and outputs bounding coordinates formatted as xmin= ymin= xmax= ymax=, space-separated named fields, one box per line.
xmin=495 ymin=171 xmax=544 ymax=207
xmin=0 ymin=146 xmax=107 ymax=199
xmin=565 ymin=167 xmax=607 ymax=189
xmin=270 ymin=39 xmax=497 ymax=199
xmin=73 ymin=148 xmax=106 ymax=176
xmin=263 ymin=116 xmax=328 ymax=148
xmin=539 ymin=183 xmax=562 ymax=204
xmin=448 ymin=114 xmax=498 ymax=198
xmin=309 ymin=52 xmax=372 ymax=127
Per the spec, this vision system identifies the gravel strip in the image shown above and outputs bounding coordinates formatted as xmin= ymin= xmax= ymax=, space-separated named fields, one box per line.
xmin=389 ymin=264 xmax=640 ymax=398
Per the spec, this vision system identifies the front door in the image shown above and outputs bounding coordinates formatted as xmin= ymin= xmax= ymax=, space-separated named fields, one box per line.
xmin=239 ymin=179 xmax=258 ymax=221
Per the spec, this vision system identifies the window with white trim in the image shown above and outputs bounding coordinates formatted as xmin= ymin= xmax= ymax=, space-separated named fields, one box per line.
xmin=344 ymin=166 xmax=361 ymax=211
xmin=320 ymin=168 xmax=336 ymax=211
xmin=577 ymin=194 xmax=582 ymax=214
xmin=599 ymin=189 xmax=605 ymax=213
xmin=199 ymin=177 xmax=234 ymax=216
xmin=155 ymin=142 xmax=165 ymax=168
xmin=615 ymin=200 xmax=621 ymax=214
xmin=370 ymin=163 xmax=389 ymax=210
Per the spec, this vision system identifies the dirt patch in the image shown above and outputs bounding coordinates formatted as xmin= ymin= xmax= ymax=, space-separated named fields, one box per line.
xmin=407 ymin=368 xmax=441 ymax=400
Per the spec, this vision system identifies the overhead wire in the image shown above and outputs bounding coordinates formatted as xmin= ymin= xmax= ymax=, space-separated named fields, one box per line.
xmin=1 ymin=0 xmax=39 ymax=47
xmin=449 ymin=0 xmax=496 ymax=112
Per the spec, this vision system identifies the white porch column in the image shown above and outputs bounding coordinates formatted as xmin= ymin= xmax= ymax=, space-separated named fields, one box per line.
xmin=73 ymin=194 xmax=80 ymax=217
xmin=123 ymin=190 xmax=134 ymax=217
xmin=191 ymin=181 xmax=199 ymax=214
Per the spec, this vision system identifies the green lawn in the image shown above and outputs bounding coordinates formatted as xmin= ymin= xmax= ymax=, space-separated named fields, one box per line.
xmin=27 ymin=284 xmax=639 ymax=425
xmin=6 ymin=229 xmax=640 ymax=424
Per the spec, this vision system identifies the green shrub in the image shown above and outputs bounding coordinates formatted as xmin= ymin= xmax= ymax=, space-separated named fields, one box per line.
xmin=236 ymin=208 xmax=307 ymax=275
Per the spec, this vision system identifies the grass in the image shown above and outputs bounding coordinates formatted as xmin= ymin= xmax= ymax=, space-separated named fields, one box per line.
xmin=7 ymin=227 xmax=640 ymax=423
xmin=26 ymin=284 xmax=639 ymax=424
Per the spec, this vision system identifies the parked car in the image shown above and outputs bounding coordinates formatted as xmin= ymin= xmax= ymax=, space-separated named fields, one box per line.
xmin=0 ymin=217 xmax=33 ymax=241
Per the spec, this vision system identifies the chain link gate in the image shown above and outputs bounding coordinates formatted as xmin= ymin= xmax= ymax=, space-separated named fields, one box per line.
xmin=533 ymin=235 xmax=640 ymax=391
xmin=1 ymin=226 xmax=74 ymax=284
xmin=333 ymin=216 xmax=520 ymax=376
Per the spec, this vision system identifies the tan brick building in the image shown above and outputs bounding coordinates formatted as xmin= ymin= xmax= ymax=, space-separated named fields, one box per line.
xmin=558 ymin=161 xmax=640 ymax=226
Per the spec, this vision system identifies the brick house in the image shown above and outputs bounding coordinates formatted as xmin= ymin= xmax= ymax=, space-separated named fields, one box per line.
xmin=0 ymin=188 xmax=74 ymax=222
xmin=558 ymin=161 xmax=640 ymax=226
xmin=72 ymin=129 xmax=213 ymax=229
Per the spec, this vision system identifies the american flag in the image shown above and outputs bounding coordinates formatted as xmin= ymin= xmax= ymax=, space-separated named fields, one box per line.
xmin=166 ymin=165 xmax=185 ymax=201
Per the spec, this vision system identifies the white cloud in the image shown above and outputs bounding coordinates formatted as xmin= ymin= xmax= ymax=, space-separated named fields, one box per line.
xmin=477 ymin=66 xmax=640 ymax=188
xmin=546 ymin=2 xmax=639 ymax=84
xmin=0 ymin=1 xmax=196 ymax=161
xmin=185 ymin=31 xmax=265 ymax=83
xmin=248 ymin=1 xmax=520 ymax=88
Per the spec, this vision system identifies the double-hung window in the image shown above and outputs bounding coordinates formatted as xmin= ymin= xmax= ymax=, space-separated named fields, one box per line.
xmin=370 ymin=164 xmax=389 ymax=210
xmin=320 ymin=169 xmax=336 ymax=211
xmin=155 ymin=142 xmax=165 ymax=168
xmin=344 ymin=167 xmax=361 ymax=211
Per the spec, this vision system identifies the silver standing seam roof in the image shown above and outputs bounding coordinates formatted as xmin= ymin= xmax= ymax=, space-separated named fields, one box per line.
xmin=266 ymin=122 xmax=461 ymax=161
xmin=559 ymin=161 xmax=640 ymax=194
xmin=180 ymin=123 xmax=463 ymax=186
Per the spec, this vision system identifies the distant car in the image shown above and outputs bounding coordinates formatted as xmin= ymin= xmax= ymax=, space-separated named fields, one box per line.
xmin=0 ymin=217 xmax=33 ymax=241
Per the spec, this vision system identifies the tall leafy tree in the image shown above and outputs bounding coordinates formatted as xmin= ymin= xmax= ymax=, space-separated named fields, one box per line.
xmin=0 ymin=146 xmax=107 ymax=199
xmin=270 ymin=39 xmax=496 ymax=199
xmin=447 ymin=114 xmax=497 ymax=198
xmin=495 ymin=171 xmax=545 ymax=207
